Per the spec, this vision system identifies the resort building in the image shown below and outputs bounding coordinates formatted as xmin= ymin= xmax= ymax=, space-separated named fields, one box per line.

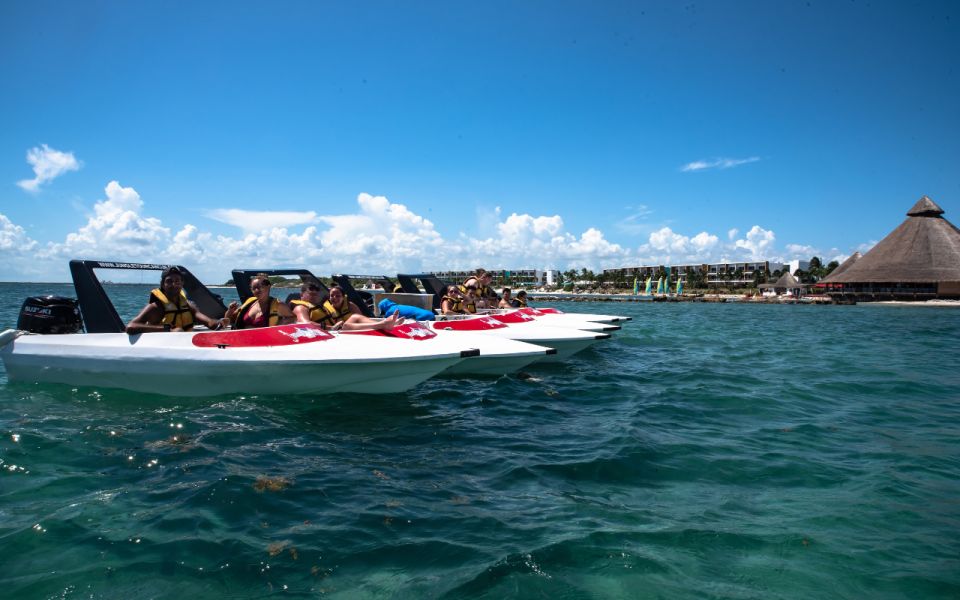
xmin=604 ymin=261 xmax=776 ymax=287
xmin=820 ymin=196 xmax=960 ymax=300
xmin=429 ymin=269 xmax=559 ymax=288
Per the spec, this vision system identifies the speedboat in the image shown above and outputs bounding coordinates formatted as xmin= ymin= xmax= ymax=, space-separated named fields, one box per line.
xmin=231 ymin=268 xmax=554 ymax=376
xmin=341 ymin=326 xmax=554 ymax=375
xmin=0 ymin=323 xmax=474 ymax=396
xmin=0 ymin=260 xmax=480 ymax=396
xmin=428 ymin=313 xmax=609 ymax=362
xmin=480 ymin=307 xmax=621 ymax=333
xmin=519 ymin=306 xmax=631 ymax=323
xmin=392 ymin=273 xmax=627 ymax=332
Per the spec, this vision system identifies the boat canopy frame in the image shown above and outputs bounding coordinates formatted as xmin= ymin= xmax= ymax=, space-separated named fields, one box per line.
xmin=69 ymin=259 xmax=227 ymax=334
xmin=395 ymin=273 xmax=453 ymax=310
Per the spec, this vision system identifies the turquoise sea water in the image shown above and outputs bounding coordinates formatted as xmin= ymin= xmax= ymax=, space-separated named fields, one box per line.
xmin=1 ymin=282 xmax=959 ymax=599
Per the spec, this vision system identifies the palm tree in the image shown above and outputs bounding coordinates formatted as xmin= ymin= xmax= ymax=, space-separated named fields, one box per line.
xmin=825 ymin=260 xmax=840 ymax=276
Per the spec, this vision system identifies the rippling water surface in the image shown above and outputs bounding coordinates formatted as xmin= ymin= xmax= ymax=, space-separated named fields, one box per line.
xmin=1 ymin=283 xmax=959 ymax=599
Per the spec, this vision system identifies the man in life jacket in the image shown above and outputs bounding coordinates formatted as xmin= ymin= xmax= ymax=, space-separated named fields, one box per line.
xmin=126 ymin=266 xmax=229 ymax=334
xmin=291 ymin=281 xmax=402 ymax=331
xmin=461 ymin=268 xmax=499 ymax=308
xmin=499 ymin=287 xmax=520 ymax=309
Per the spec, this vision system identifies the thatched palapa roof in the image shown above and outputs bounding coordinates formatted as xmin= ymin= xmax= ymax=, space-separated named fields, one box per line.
xmin=824 ymin=196 xmax=960 ymax=284
xmin=820 ymin=252 xmax=860 ymax=282
xmin=760 ymin=271 xmax=804 ymax=289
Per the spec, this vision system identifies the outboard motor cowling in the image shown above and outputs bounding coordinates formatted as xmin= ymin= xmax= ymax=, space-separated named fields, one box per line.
xmin=17 ymin=296 xmax=83 ymax=334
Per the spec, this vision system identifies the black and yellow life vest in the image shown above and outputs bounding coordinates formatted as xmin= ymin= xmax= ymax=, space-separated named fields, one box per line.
xmin=464 ymin=297 xmax=477 ymax=314
xmin=516 ymin=297 xmax=528 ymax=308
xmin=150 ymin=288 xmax=195 ymax=330
xmin=289 ymin=299 xmax=325 ymax=323
xmin=234 ymin=296 xmax=280 ymax=329
xmin=478 ymin=284 xmax=495 ymax=299
xmin=442 ymin=294 xmax=463 ymax=313
xmin=319 ymin=299 xmax=352 ymax=328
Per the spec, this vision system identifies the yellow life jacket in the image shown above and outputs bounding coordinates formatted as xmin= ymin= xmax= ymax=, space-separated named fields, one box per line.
xmin=235 ymin=296 xmax=280 ymax=329
xmin=150 ymin=288 xmax=195 ymax=330
xmin=289 ymin=299 xmax=325 ymax=323
xmin=442 ymin=294 xmax=463 ymax=313
xmin=516 ymin=297 xmax=528 ymax=308
xmin=392 ymin=284 xmax=404 ymax=293
xmin=320 ymin=299 xmax=352 ymax=328
xmin=464 ymin=296 xmax=477 ymax=314
xmin=478 ymin=284 xmax=495 ymax=299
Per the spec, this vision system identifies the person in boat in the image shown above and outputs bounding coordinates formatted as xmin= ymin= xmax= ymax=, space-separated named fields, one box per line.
xmin=440 ymin=284 xmax=467 ymax=315
xmin=461 ymin=269 xmax=498 ymax=308
xmin=498 ymin=287 xmax=520 ymax=309
xmin=126 ymin=266 xmax=230 ymax=334
xmin=228 ymin=273 xmax=294 ymax=329
xmin=461 ymin=284 xmax=479 ymax=314
xmin=515 ymin=290 xmax=529 ymax=308
xmin=290 ymin=281 xmax=402 ymax=331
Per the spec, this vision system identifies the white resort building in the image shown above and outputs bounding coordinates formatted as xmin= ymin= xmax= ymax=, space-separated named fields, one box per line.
xmin=429 ymin=269 xmax=559 ymax=288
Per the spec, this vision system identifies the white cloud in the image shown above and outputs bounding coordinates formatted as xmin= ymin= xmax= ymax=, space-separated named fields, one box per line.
xmin=733 ymin=225 xmax=776 ymax=260
xmin=497 ymin=213 xmax=564 ymax=239
xmin=727 ymin=228 xmax=739 ymax=240
xmin=464 ymin=212 xmax=624 ymax=271
xmin=681 ymin=156 xmax=760 ymax=172
xmin=205 ymin=209 xmax=318 ymax=232
xmin=1 ymin=185 xmax=840 ymax=283
xmin=649 ymin=227 xmax=690 ymax=253
xmin=46 ymin=181 xmax=170 ymax=260
xmin=314 ymin=193 xmax=444 ymax=272
xmin=785 ymin=243 xmax=818 ymax=258
xmin=690 ymin=231 xmax=720 ymax=251
xmin=0 ymin=214 xmax=38 ymax=253
xmin=644 ymin=227 xmax=719 ymax=257
xmin=17 ymin=144 xmax=81 ymax=192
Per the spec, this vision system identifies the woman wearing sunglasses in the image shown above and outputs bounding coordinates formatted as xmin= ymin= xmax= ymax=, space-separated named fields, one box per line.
xmin=229 ymin=273 xmax=294 ymax=329
xmin=291 ymin=282 xmax=402 ymax=331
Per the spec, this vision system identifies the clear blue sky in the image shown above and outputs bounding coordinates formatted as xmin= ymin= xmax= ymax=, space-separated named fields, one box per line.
xmin=1 ymin=1 xmax=958 ymax=281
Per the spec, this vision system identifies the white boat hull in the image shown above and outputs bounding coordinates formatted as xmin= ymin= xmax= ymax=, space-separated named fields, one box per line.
xmin=0 ymin=325 xmax=471 ymax=397
xmin=531 ymin=307 xmax=631 ymax=323
xmin=430 ymin=331 xmax=553 ymax=375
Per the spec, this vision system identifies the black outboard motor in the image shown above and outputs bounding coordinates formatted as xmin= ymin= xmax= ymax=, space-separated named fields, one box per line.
xmin=17 ymin=296 xmax=83 ymax=334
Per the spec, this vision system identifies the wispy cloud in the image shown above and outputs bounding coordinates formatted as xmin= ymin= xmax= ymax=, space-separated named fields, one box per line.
xmin=205 ymin=208 xmax=318 ymax=232
xmin=17 ymin=144 xmax=81 ymax=192
xmin=615 ymin=204 xmax=655 ymax=235
xmin=680 ymin=156 xmax=760 ymax=172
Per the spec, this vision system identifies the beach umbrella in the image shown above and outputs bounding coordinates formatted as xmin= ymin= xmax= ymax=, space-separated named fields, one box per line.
xmin=644 ymin=277 xmax=652 ymax=295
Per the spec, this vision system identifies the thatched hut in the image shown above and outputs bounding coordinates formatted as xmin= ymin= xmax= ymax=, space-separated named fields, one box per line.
xmin=759 ymin=271 xmax=806 ymax=297
xmin=823 ymin=196 xmax=960 ymax=300
xmin=826 ymin=251 xmax=861 ymax=279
